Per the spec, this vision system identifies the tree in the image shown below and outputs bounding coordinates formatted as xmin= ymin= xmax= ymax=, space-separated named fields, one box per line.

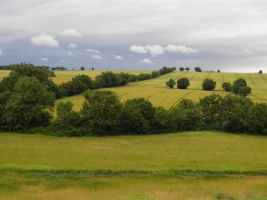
xmin=232 ymin=78 xmax=252 ymax=96
xmin=259 ymin=70 xmax=263 ymax=74
xmin=194 ymin=67 xmax=202 ymax=72
xmin=3 ymin=76 xmax=55 ymax=131
xmin=166 ymin=79 xmax=176 ymax=88
xmin=217 ymin=69 xmax=221 ymax=73
xmin=80 ymin=66 xmax=85 ymax=70
xmin=177 ymin=77 xmax=190 ymax=89
xmin=179 ymin=67 xmax=184 ymax=71
xmin=202 ymin=78 xmax=216 ymax=90
xmin=51 ymin=101 xmax=85 ymax=136
xmin=151 ymin=71 xmax=160 ymax=78
xmin=197 ymin=94 xmax=223 ymax=128
xmin=222 ymin=82 xmax=232 ymax=92
xmin=245 ymin=103 xmax=267 ymax=135
xmin=185 ymin=67 xmax=190 ymax=72
xmin=81 ymin=90 xmax=122 ymax=135
xmin=219 ymin=94 xmax=253 ymax=132
xmin=120 ymin=98 xmax=156 ymax=134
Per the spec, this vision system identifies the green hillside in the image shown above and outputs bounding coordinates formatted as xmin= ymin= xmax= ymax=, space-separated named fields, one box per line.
xmin=54 ymin=71 xmax=267 ymax=110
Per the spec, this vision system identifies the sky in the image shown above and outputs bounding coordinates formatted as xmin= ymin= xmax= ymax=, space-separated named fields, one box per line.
xmin=0 ymin=0 xmax=267 ymax=72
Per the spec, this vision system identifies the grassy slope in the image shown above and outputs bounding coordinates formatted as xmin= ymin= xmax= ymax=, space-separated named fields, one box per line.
xmin=1 ymin=131 xmax=267 ymax=199
xmin=54 ymin=71 xmax=267 ymax=111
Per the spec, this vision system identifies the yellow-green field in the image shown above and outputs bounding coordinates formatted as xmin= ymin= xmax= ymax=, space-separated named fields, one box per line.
xmin=2 ymin=70 xmax=267 ymax=110
xmin=1 ymin=131 xmax=267 ymax=199
xmin=50 ymin=70 xmax=267 ymax=111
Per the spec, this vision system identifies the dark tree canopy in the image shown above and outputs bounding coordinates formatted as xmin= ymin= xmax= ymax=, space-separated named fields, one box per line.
xmin=179 ymin=67 xmax=184 ymax=71
xmin=232 ymin=78 xmax=252 ymax=96
xmin=177 ymin=77 xmax=190 ymax=89
xmin=166 ymin=79 xmax=176 ymax=88
xmin=222 ymin=82 xmax=232 ymax=92
xmin=194 ymin=67 xmax=202 ymax=72
xmin=202 ymin=78 xmax=216 ymax=90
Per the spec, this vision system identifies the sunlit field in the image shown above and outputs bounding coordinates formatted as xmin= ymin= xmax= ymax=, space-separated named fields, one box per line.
xmin=1 ymin=131 xmax=267 ymax=199
xmin=53 ymin=70 xmax=267 ymax=110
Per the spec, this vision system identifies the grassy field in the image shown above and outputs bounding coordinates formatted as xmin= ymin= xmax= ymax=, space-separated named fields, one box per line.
xmin=2 ymin=70 xmax=267 ymax=199
xmin=1 ymin=131 xmax=267 ymax=199
xmin=52 ymin=70 xmax=267 ymax=111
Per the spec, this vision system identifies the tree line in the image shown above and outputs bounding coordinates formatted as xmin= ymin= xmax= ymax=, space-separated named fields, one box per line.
xmin=166 ymin=77 xmax=252 ymax=96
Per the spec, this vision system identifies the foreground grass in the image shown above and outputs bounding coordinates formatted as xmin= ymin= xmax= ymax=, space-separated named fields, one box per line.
xmin=1 ymin=131 xmax=267 ymax=171
xmin=1 ymin=169 xmax=267 ymax=200
xmin=1 ymin=131 xmax=267 ymax=199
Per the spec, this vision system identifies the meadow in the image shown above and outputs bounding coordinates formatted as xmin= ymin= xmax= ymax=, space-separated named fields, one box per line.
xmin=1 ymin=69 xmax=267 ymax=199
xmin=1 ymin=131 xmax=267 ymax=199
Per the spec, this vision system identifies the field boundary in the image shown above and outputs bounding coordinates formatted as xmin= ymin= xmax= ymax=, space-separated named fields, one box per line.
xmin=2 ymin=169 xmax=267 ymax=178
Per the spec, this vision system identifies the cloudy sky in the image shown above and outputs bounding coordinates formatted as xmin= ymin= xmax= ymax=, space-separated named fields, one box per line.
xmin=0 ymin=0 xmax=267 ymax=72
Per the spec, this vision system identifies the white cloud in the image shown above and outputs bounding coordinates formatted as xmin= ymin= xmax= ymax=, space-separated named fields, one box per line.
xmin=40 ymin=57 xmax=48 ymax=61
xmin=145 ymin=44 xmax=164 ymax=57
xmin=60 ymin=59 xmax=65 ymax=62
xmin=85 ymin=48 xmax=101 ymax=53
xmin=165 ymin=44 xmax=198 ymax=54
xmin=113 ymin=55 xmax=124 ymax=60
xmin=0 ymin=48 xmax=3 ymax=56
xmin=140 ymin=58 xmax=152 ymax=64
xmin=129 ymin=45 xmax=148 ymax=54
xmin=30 ymin=33 xmax=59 ymax=47
xmin=68 ymin=43 xmax=77 ymax=49
xmin=92 ymin=55 xmax=102 ymax=59
xmin=60 ymin=29 xmax=83 ymax=37
xmin=244 ymin=48 xmax=253 ymax=54
xmin=68 ymin=51 xmax=75 ymax=56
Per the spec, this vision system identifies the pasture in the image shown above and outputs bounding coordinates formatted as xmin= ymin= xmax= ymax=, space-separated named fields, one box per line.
xmin=1 ymin=131 xmax=267 ymax=199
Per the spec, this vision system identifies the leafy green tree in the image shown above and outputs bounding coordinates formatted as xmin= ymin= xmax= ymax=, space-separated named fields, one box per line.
xmin=3 ymin=76 xmax=55 ymax=131
xmin=259 ymin=70 xmax=263 ymax=74
xmin=81 ymin=90 xmax=122 ymax=135
xmin=80 ymin=66 xmax=85 ymax=70
xmin=194 ymin=67 xmax=202 ymax=72
xmin=185 ymin=67 xmax=190 ymax=72
xmin=166 ymin=79 xmax=176 ymax=88
xmin=202 ymin=78 xmax=216 ymax=90
xmin=152 ymin=106 xmax=170 ymax=133
xmin=197 ymin=93 xmax=223 ymax=128
xmin=151 ymin=71 xmax=160 ymax=78
xmin=222 ymin=82 xmax=232 ymax=92
xmin=51 ymin=101 xmax=85 ymax=136
xmin=179 ymin=67 xmax=184 ymax=71
xmin=219 ymin=94 xmax=253 ymax=132
xmin=245 ymin=103 xmax=267 ymax=135
xmin=177 ymin=77 xmax=190 ymax=89
xmin=120 ymin=98 xmax=156 ymax=134
xmin=217 ymin=69 xmax=221 ymax=73
xmin=232 ymin=78 xmax=251 ymax=96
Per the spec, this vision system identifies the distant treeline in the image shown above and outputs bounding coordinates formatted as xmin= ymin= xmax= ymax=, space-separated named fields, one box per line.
xmin=0 ymin=64 xmax=69 ymax=71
